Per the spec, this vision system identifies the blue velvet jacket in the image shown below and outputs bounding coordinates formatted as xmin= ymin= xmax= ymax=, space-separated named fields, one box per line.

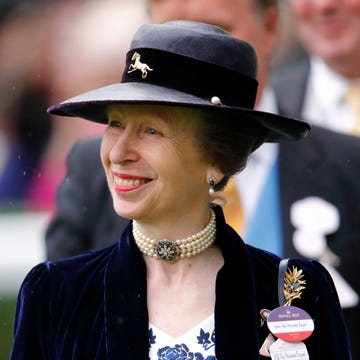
xmin=10 ymin=206 xmax=351 ymax=359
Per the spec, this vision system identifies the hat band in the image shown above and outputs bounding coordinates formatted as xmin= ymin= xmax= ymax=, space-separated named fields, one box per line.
xmin=121 ymin=48 xmax=258 ymax=109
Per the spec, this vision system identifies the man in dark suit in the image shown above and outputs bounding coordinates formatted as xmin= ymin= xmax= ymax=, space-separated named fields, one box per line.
xmin=272 ymin=0 xmax=360 ymax=136
xmin=270 ymin=2 xmax=360 ymax=355
xmin=45 ymin=0 xmax=360 ymax=357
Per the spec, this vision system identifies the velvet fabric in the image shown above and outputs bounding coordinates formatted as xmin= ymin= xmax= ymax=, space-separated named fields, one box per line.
xmin=10 ymin=206 xmax=351 ymax=359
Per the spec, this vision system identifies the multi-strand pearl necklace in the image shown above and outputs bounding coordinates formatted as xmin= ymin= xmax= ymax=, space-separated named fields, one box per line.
xmin=132 ymin=210 xmax=216 ymax=262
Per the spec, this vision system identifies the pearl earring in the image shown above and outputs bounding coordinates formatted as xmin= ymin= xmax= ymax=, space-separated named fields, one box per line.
xmin=209 ymin=176 xmax=216 ymax=195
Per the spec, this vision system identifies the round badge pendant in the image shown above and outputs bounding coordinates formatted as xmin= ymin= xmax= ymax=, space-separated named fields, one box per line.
xmin=267 ymin=306 xmax=314 ymax=342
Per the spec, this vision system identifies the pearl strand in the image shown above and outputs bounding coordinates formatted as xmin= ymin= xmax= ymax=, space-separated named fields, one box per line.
xmin=132 ymin=210 xmax=216 ymax=262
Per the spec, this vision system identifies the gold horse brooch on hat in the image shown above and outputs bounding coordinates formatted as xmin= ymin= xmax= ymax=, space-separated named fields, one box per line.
xmin=128 ymin=52 xmax=153 ymax=79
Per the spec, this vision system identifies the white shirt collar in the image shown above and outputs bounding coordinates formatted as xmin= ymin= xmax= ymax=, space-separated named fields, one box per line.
xmin=309 ymin=56 xmax=348 ymax=106
xmin=304 ymin=56 xmax=358 ymax=132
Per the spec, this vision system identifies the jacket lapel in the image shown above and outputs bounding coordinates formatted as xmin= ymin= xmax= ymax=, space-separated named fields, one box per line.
xmin=278 ymin=125 xmax=345 ymax=258
xmin=214 ymin=207 xmax=260 ymax=359
xmin=105 ymin=225 xmax=149 ymax=359
xmin=271 ymin=57 xmax=310 ymax=119
xmin=104 ymin=206 xmax=265 ymax=359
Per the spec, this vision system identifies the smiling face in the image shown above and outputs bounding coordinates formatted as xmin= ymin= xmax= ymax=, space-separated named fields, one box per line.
xmin=101 ymin=104 xmax=222 ymax=224
xmin=288 ymin=0 xmax=360 ymax=77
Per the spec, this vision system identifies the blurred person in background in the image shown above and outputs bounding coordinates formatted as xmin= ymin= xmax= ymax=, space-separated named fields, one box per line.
xmin=0 ymin=0 xmax=53 ymax=209
xmin=270 ymin=1 xmax=360 ymax=356
xmin=45 ymin=1 xmax=360 ymax=357
xmin=32 ymin=0 xmax=146 ymax=209
xmin=272 ymin=0 xmax=360 ymax=135
xmin=0 ymin=0 xmax=146 ymax=211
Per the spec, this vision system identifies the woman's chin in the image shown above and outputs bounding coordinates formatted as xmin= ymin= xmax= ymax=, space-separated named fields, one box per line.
xmin=113 ymin=201 xmax=139 ymax=220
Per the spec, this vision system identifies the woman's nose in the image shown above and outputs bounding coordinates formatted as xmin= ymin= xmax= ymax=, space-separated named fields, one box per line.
xmin=109 ymin=130 xmax=139 ymax=164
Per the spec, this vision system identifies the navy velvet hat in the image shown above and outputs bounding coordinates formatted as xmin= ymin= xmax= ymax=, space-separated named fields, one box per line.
xmin=48 ymin=20 xmax=310 ymax=141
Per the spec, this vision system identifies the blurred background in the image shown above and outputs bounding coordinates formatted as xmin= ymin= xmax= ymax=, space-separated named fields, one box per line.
xmin=0 ymin=0 xmax=302 ymax=358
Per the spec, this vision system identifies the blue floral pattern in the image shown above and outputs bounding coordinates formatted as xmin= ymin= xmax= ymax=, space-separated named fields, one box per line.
xmin=148 ymin=324 xmax=216 ymax=360
xmin=197 ymin=328 xmax=215 ymax=351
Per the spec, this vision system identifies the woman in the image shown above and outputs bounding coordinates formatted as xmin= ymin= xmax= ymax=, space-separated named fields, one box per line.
xmin=10 ymin=21 xmax=351 ymax=359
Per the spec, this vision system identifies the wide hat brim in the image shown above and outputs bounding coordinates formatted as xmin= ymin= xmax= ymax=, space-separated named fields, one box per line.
xmin=48 ymin=20 xmax=310 ymax=142
xmin=48 ymin=81 xmax=310 ymax=142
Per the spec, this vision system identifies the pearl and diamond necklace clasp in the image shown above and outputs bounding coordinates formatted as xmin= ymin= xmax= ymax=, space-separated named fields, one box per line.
xmin=132 ymin=210 xmax=216 ymax=262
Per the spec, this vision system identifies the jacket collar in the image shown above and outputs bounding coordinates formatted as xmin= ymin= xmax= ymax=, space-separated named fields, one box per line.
xmin=105 ymin=206 xmax=261 ymax=359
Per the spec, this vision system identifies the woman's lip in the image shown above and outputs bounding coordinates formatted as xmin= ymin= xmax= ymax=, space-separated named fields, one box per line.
xmin=112 ymin=172 xmax=152 ymax=192
xmin=112 ymin=172 xmax=144 ymax=179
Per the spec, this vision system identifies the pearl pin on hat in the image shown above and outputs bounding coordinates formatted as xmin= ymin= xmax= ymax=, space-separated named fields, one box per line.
xmin=48 ymin=20 xmax=310 ymax=142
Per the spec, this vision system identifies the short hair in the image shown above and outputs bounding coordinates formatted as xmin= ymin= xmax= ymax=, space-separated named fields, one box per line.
xmin=193 ymin=107 xmax=268 ymax=191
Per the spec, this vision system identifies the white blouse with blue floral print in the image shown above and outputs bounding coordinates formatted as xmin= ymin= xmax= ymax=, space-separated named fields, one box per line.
xmin=148 ymin=313 xmax=216 ymax=360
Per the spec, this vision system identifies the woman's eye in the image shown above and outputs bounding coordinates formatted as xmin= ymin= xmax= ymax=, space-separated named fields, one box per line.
xmin=146 ymin=128 xmax=160 ymax=135
xmin=108 ymin=120 xmax=122 ymax=128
